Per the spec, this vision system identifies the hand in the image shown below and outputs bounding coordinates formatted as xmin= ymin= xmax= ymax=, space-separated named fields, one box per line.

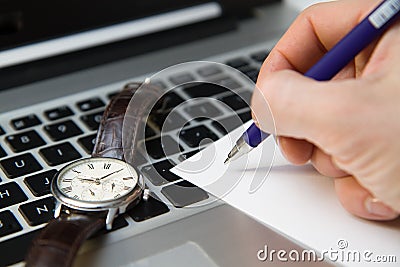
xmin=252 ymin=0 xmax=400 ymax=220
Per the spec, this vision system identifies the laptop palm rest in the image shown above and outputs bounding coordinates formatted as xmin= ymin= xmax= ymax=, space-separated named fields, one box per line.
xmin=75 ymin=205 xmax=334 ymax=267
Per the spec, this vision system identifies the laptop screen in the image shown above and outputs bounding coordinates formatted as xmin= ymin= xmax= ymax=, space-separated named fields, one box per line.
xmin=0 ymin=0 xmax=277 ymax=90
xmin=0 ymin=0 xmax=273 ymax=52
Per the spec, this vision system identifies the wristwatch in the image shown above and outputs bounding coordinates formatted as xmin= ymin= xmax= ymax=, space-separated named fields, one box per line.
xmin=25 ymin=82 xmax=163 ymax=267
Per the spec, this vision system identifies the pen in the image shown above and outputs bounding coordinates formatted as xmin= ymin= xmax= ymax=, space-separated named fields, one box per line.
xmin=225 ymin=0 xmax=400 ymax=164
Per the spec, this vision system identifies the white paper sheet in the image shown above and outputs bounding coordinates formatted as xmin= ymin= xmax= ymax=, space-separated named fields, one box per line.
xmin=172 ymin=122 xmax=400 ymax=266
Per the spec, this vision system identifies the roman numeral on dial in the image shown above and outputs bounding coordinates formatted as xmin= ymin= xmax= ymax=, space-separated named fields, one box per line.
xmin=61 ymin=186 xmax=72 ymax=193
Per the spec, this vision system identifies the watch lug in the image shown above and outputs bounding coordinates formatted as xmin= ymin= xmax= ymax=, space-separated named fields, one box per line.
xmin=54 ymin=201 xmax=62 ymax=218
xmin=106 ymin=208 xmax=118 ymax=230
xmin=143 ymin=188 xmax=150 ymax=201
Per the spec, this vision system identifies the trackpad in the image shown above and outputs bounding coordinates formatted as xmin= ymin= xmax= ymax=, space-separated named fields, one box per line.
xmin=123 ymin=242 xmax=219 ymax=267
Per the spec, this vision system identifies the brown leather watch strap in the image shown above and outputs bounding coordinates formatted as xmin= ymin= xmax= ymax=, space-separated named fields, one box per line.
xmin=25 ymin=82 xmax=162 ymax=267
xmin=92 ymin=82 xmax=162 ymax=164
xmin=25 ymin=213 xmax=105 ymax=267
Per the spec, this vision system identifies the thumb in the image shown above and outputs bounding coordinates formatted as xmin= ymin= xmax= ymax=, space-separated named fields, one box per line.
xmin=252 ymin=69 xmax=354 ymax=147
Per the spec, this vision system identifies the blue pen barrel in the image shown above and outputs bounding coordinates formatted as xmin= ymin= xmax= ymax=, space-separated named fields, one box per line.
xmin=306 ymin=0 xmax=400 ymax=81
xmin=243 ymin=123 xmax=269 ymax=148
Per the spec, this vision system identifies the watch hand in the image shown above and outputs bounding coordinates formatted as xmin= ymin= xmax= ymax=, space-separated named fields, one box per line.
xmin=75 ymin=174 xmax=96 ymax=182
xmin=111 ymin=183 xmax=115 ymax=191
xmin=79 ymin=177 xmax=96 ymax=182
xmin=98 ymin=168 xmax=124 ymax=180
xmin=89 ymin=189 xmax=95 ymax=196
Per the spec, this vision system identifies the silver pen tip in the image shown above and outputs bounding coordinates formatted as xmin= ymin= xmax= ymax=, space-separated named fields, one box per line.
xmin=224 ymin=157 xmax=230 ymax=165
xmin=224 ymin=136 xmax=253 ymax=164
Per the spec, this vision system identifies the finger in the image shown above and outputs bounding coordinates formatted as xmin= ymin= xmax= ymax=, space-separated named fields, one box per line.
xmin=335 ymin=176 xmax=399 ymax=221
xmin=258 ymin=0 xmax=379 ymax=79
xmin=277 ymin=136 xmax=313 ymax=165
xmin=279 ymin=134 xmax=349 ymax=177
xmin=252 ymin=70 xmax=357 ymax=144
xmin=310 ymin=148 xmax=348 ymax=178
xmin=362 ymin=21 xmax=400 ymax=77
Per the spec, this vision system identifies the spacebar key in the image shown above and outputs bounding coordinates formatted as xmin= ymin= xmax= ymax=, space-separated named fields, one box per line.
xmin=0 ymin=230 xmax=40 ymax=266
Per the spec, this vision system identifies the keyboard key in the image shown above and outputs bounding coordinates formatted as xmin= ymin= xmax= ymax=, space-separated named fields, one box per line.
xmin=0 ymin=230 xmax=40 ymax=266
xmin=197 ymin=65 xmax=222 ymax=77
xmin=128 ymin=195 xmax=169 ymax=222
xmin=0 ymin=145 xmax=7 ymax=158
xmin=19 ymin=196 xmax=55 ymax=226
xmin=154 ymin=92 xmax=185 ymax=112
xmin=39 ymin=142 xmax=81 ymax=166
xmin=239 ymin=109 xmax=251 ymax=122
xmin=183 ymin=83 xmax=230 ymax=98
xmin=142 ymin=159 xmax=180 ymax=186
xmin=226 ymin=58 xmax=249 ymax=69
xmin=0 ymin=125 xmax=6 ymax=135
xmin=0 ymin=153 xmax=43 ymax=178
xmin=169 ymin=73 xmax=195 ymax=85
xmin=212 ymin=77 xmax=242 ymax=90
xmin=0 ymin=210 xmax=22 ymax=238
xmin=5 ymin=130 xmax=46 ymax=152
xmin=251 ymin=50 xmax=270 ymax=63
xmin=161 ymin=181 xmax=209 ymax=208
xmin=91 ymin=216 xmax=128 ymax=238
xmin=141 ymin=165 xmax=167 ymax=186
xmin=77 ymin=97 xmax=105 ymax=112
xmin=238 ymin=90 xmax=252 ymax=103
xmin=179 ymin=126 xmax=219 ymax=148
xmin=184 ymin=102 xmax=222 ymax=120
xmin=149 ymin=111 xmax=187 ymax=132
xmin=145 ymin=136 xmax=183 ymax=160
xmin=24 ymin=170 xmax=57 ymax=197
xmin=212 ymin=116 xmax=243 ymax=135
xmin=178 ymin=149 xmax=200 ymax=162
xmin=219 ymin=91 xmax=251 ymax=111
xmin=78 ymin=134 xmax=97 ymax=154
xmin=11 ymin=114 xmax=41 ymax=130
xmin=212 ymin=110 xmax=251 ymax=135
xmin=0 ymin=182 xmax=28 ymax=209
xmin=175 ymin=180 xmax=198 ymax=188
xmin=107 ymin=91 xmax=120 ymax=99
xmin=44 ymin=120 xmax=83 ymax=141
xmin=80 ymin=110 xmax=104 ymax=131
xmin=238 ymin=66 xmax=259 ymax=83
xmin=44 ymin=106 xmax=74 ymax=121
xmin=145 ymin=125 xmax=157 ymax=138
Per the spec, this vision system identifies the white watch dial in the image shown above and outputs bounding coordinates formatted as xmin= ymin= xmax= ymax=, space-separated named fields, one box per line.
xmin=56 ymin=158 xmax=139 ymax=202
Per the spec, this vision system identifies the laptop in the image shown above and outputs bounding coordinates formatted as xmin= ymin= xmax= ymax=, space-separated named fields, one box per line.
xmin=0 ymin=1 xmax=334 ymax=266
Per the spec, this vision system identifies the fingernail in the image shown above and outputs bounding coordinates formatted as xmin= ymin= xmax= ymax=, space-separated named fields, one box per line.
xmin=251 ymin=110 xmax=260 ymax=128
xmin=365 ymin=197 xmax=397 ymax=217
xmin=274 ymin=135 xmax=280 ymax=147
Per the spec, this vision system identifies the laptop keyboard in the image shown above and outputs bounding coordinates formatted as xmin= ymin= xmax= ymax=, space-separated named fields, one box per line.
xmin=0 ymin=44 xmax=271 ymax=266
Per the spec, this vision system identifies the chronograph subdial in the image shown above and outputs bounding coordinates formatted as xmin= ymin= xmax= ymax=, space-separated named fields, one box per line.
xmin=81 ymin=185 xmax=104 ymax=201
xmin=102 ymin=179 xmax=124 ymax=194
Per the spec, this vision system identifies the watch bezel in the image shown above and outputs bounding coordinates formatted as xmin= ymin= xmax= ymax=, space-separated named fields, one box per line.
xmin=51 ymin=157 xmax=144 ymax=212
